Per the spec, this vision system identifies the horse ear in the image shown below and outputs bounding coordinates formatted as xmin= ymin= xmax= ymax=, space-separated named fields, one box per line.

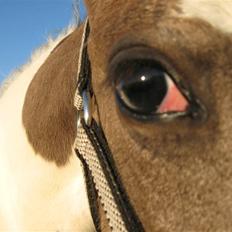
xmin=23 ymin=27 xmax=84 ymax=166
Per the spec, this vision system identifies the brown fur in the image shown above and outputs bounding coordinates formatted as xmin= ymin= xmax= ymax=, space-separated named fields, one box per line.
xmin=23 ymin=0 xmax=232 ymax=231
xmin=23 ymin=27 xmax=83 ymax=166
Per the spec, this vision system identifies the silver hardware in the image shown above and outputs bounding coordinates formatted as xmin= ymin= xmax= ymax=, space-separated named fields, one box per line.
xmin=82 ymin=90 xmax=92 ymax=126
xmin=76 ymin=110 xmax=82 ymax=129
xmin=76 ymin=90 xmax=92 ymax=128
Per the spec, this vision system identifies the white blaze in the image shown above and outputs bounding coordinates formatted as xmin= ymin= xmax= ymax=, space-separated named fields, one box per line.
xmin=180 ymin=0 xmax=232 ymax=33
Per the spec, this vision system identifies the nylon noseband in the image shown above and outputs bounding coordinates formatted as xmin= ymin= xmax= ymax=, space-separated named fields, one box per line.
xmin=74 ymin=20 xmax=144 ymax=232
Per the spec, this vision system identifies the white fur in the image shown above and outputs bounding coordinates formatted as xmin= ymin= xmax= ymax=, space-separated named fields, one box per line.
xmin=180 ymin=0 xmax=232 ymax=33
xmin=0 ymin=27 xmax=94 ymax=231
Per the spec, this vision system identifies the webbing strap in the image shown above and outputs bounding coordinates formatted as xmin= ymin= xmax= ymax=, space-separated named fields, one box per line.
xmin=75 ymin=121 xmax=127 ymax=231
xmin=73 ymin=19 xmax=144 ymax=232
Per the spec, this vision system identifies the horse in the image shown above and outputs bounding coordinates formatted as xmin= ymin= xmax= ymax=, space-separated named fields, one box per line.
xmin=1 ymin=0 xmax=232 ymax=231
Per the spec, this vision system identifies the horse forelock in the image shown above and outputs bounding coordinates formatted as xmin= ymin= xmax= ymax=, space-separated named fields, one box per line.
xmin=179 ymin=0 xmax=232 ymax=33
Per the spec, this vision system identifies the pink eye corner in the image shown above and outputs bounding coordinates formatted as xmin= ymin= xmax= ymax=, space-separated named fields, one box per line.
xmin=157 ymin=75 xmax=189 ymax=114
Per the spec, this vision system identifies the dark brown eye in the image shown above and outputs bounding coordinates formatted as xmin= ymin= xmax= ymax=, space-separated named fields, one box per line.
xmin=114 ymin=60 xmax=189 ymax=121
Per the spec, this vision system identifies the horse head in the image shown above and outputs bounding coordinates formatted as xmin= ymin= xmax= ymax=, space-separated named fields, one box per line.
xmin=83 ymin=0 xmax=232 ymax=231
xmin=14 ymin=0 xmax=232 ymax=231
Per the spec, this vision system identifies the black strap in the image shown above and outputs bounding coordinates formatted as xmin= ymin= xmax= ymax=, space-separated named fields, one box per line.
xmin=77 ymin=21 xmax=92 ymax=94
xmin=76 ymin=150 xmax=101 ymax=232
xmin=76 ymin=120 xmax=144 ymax=232
xmin=76 ymin=20 xmax=144 ymax=232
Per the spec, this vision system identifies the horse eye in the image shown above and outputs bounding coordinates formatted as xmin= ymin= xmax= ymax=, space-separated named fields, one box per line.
xmin=114 ymin=60 xmax=189 ymax=121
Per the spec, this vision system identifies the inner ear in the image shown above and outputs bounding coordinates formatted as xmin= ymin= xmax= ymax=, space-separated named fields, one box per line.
xmin=22 ymin=28 xmax=84 ymax=166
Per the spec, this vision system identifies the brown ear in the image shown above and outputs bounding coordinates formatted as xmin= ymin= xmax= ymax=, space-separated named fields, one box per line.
xmin=23 ymin=26 xmax=84 ymax=166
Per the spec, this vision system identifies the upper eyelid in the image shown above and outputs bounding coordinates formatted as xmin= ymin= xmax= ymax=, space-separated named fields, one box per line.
xmin=107 ymin=44 xmax=186 ymax=86
xmin=108 ymin=59 xmax=170 ymax=90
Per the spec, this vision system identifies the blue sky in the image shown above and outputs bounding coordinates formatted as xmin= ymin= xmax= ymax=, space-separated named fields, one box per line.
xmin=0 ymin=0 xmax=86 ymax=83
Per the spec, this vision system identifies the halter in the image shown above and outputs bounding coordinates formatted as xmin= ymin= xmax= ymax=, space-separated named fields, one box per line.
xmin=74 ymin=20 xmax=144 ymax=232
